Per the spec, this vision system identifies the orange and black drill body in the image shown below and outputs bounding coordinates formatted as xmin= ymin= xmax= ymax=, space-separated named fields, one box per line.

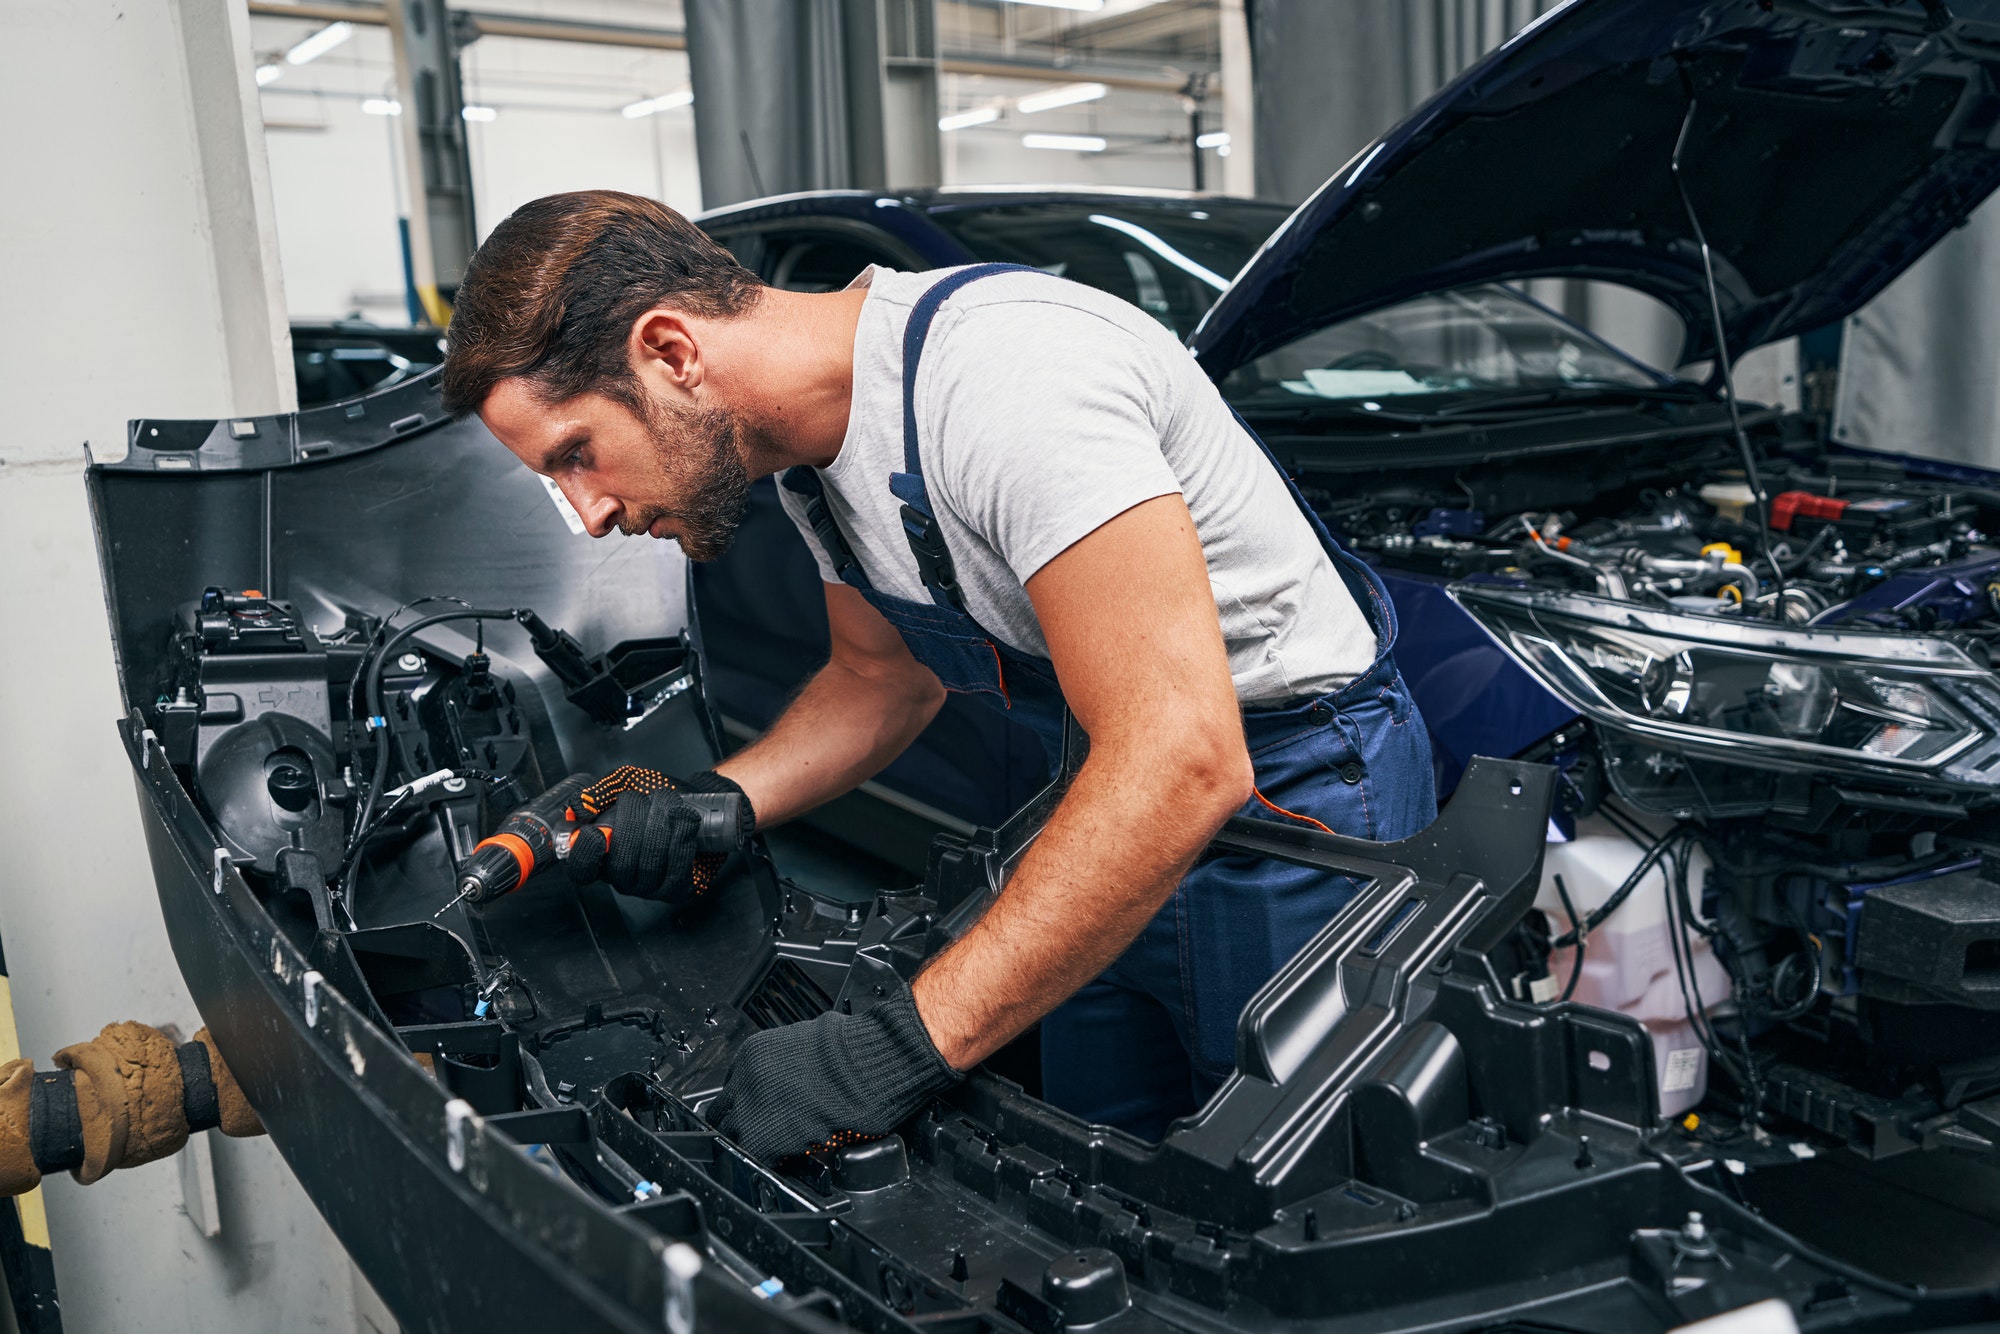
xmin=455 ymin=772 xmax=592 ymax=904
xmin=456 ymin=768 xmax=749 ymax=905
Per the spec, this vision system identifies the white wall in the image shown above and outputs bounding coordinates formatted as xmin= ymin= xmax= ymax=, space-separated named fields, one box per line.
xmin=0 ymin=1 xmax=386 ymax=1329
xmin=462 ymin=36 xmax=704 ymax=233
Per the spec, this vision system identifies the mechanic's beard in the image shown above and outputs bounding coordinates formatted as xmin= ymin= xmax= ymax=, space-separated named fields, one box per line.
xmin=624 ymin=396 xmax=752 ymax=561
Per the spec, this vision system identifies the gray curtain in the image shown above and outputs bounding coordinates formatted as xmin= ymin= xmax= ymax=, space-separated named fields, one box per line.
xmin=1835 ymin=194 xmax=2000 ymax=468
xmin=1247 ymin=0 xmax=1555 ymax=205
xmin=686 ymin=0 xmax=866 ymax=208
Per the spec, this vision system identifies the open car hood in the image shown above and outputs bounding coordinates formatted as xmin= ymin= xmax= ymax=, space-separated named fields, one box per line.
xmin=1191 ymin=0 xmax=2000 ymax=377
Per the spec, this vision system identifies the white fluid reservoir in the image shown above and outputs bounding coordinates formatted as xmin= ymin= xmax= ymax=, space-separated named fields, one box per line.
xmin=1536 ymin=817 xmax=1732 ymax=1118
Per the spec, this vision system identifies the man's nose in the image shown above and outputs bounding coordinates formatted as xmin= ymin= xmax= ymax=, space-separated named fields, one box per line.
xmin=563 ymin=480 xmax=621 ymax=538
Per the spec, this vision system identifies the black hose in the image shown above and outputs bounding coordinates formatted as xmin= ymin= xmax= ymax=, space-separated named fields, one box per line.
xmin=1766 ymin=897 xmax=1825 ymax=1023
xmin=1553 ymin=873 xmax=1587 ymax=1003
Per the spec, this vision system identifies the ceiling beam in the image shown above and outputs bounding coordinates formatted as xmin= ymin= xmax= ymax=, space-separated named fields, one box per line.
xmin=244 ymin=2 xmax=1212 ymax=89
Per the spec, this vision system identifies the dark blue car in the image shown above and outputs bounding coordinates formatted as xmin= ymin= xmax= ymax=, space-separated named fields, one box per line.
xmin=693 ymin=36 xmax=2000 ymax=1159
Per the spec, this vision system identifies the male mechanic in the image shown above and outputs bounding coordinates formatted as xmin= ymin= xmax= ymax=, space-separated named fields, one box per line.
xmin=440 ymin=190 xmax=1435 ymax=1162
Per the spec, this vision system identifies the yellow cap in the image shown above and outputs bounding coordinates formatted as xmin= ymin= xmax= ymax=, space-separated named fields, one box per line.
xmin=1701 ymin=542 xmax=1744 ymax=565
xmin=1682 ymin=1112 xmax=1701 ymax=1132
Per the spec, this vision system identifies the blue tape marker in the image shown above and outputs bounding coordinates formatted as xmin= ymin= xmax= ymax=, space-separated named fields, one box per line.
xmin=473 ymin=999 xmax=490 ymax=1018
xmin=754 ymin=1278 xmax=785 ymax=1299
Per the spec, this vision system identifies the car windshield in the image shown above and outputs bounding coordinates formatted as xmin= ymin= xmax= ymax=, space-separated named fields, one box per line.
xmin=1220 ymin=284 xmax=1665 ymax=409
xmin=927 ymin=198 xmax=1290 ymax=339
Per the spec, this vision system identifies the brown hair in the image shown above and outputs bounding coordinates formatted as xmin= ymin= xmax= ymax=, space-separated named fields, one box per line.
xmin=440 ymin=190 xmax=763 ymax=418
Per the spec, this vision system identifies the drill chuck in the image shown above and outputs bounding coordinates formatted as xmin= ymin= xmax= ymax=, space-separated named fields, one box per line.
xmin=457 ymin=772 xmax=592 ymax=904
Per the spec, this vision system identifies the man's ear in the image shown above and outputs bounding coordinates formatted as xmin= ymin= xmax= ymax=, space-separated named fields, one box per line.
xmin=631 ymin=309 xmax=704 ymax=391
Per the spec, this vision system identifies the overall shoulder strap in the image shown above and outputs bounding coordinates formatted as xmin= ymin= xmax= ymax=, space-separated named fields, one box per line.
xmin=893 ymin=262 xmax=1043 ymax=612
xmin=780 ymin=466 xmax=870 ymax=591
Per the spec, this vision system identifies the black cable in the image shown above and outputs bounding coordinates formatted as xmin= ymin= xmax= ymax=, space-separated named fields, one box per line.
xmin=1670 ymin=98 xmax=1787 ymax=605
xmin=1636 ymin=1141 xmax=1930 ymax=1301
xmin=1550 ymin=825 xmax=1683 ymax=948
xmin=1664 ymin=842 xmax=1747 ymax=1103
xmin=334 ymin=767 xmax=515 ymax=883
xmin=348 ymin=608 xmax=522 ymax=858
xmin=342 ymin=595 xmax=473 ymax=726
xmin=1766 ymin=895 xmax=1824 ymax=1023
xmin=1553 ymin=873 xmax=1587 ymax=1003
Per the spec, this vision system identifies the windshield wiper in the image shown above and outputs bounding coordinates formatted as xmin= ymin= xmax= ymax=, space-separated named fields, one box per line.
xmin=1255 ymin=382 xmax=1707 ymax=424
xmin=1405 ymin=383 xmax=1707 ymax=417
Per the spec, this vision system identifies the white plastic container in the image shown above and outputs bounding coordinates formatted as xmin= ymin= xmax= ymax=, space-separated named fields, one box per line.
xmin=1535 ymin=817 xmax=1732 ymax=1117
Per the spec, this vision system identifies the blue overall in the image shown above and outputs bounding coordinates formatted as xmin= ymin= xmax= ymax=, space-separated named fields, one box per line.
xmin=783 ymin=264 xmax=1436 ymax=1141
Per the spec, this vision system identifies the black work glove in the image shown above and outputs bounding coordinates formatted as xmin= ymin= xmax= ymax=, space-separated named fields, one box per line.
xmin=707 ymin=983 xmax=960 ymax=1164
xmin=564 ymin=766 xmax=753 ymax=905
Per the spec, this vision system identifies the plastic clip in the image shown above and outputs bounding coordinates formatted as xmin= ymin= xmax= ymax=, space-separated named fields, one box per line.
xmin=302 ymin=970 xmax=324 ymax=1027
xmin=212 ymin=848 xmax=230 ymax=896
xmin=445 ymin=1098 xmax=474 ymax=1173
xmin=663 ymin=1243 xmax=702 ymax=1334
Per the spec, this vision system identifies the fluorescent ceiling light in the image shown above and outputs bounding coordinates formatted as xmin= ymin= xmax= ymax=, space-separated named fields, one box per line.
xmin=284 ymin=21 xmax=353 ymax=66
xmin=361 ymin=98 xmax=402 ymax=116
xmin=939 ymin=106 xmax=1001 ymax=132
xmin=462 ymin=104 xmax=497 ymax=122
xmin=1195 ymin=130 xmax=1230 ymax=149
xmin=622 ymin=88 xmax=693 ymax=118
xmin=1088 ymin=213 xmax=1230 ymax=290
xmin=1002 ymin=0 xmax=1105 ymax=9
xmin=1015 ymin=82 xmax=1108 ymax=115
xmin=1022 ymin=133 xmax=1106 ymax=152
xmin=255 ymin=63 xmax=283 ymax=86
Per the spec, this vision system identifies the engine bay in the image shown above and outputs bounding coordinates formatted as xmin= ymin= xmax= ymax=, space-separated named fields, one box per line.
xmin=1279 ymin=417 xmax=2000 ymax=1207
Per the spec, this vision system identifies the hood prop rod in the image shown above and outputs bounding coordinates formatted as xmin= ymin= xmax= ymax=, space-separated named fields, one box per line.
xmin=1670 ymin=97 xmax=1789 ymax=605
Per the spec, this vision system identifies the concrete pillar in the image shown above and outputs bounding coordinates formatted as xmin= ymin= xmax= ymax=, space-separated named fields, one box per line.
xmin=685 ymin=0 xmax=939 ymax=209
xmin=1218 ymin=0 xmax=1255 ymax=199
xmin=0 ymin=2 xmax=384 ymax=1329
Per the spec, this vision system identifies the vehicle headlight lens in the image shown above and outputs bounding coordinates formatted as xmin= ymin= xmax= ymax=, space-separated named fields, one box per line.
xmin=1452 ymin=586 xmax=2000 ymax=783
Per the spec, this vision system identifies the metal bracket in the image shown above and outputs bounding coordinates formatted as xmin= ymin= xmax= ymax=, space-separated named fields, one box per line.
xmin=212 ymin=848 xmax=230 ymax=896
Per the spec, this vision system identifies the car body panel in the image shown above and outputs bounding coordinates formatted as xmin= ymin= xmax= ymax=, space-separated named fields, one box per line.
xmin=1190 ymin=0 xmax=2000 ymax=377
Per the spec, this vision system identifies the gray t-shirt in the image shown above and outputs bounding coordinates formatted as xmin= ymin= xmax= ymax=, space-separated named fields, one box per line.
xmin=777 ymin=265 xmax=1377 ymax=703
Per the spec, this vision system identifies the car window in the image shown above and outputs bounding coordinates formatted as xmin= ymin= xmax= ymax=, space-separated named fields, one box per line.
xmin=1220 ymin=284 xmax=1664 ymax=409
xmin=759 ymin=228 xmax=909 ymax=293
xmin=926 ymin=199 xmax=1289 ymax=338
xmin=703 ymin=225 xmax=766 ymax=273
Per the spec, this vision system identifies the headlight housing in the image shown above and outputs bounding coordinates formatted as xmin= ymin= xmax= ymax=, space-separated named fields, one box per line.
xmin=1451 ymin=585 xmax=2000 ymax=792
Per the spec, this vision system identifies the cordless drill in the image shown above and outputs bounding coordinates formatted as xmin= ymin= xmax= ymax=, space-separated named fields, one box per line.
xmin=442 ymin=770 xmax=748 ymax=912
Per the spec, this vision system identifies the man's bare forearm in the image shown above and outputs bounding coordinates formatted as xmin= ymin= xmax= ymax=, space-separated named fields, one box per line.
xmin=910 ymin=731 xmax=1251 ymax=1070
xmin=714 ymin=657 xmax=944 ymax=828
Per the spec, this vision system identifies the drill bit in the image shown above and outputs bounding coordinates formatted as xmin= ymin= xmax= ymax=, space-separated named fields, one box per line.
xmin=433 ymin=885 xmax=473 ymax=918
